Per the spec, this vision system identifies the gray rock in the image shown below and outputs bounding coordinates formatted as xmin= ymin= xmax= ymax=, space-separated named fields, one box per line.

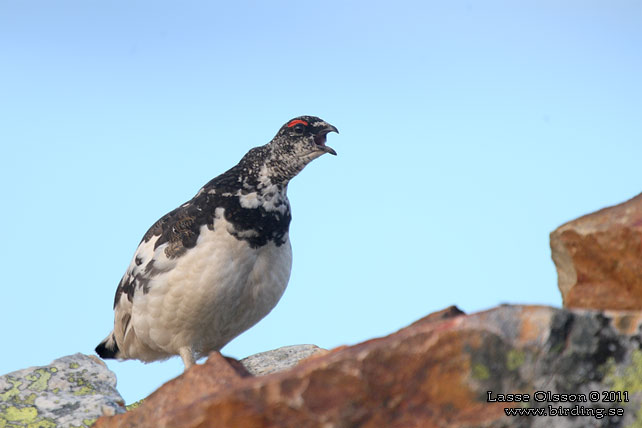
xmin=0 ymin=353 xmax=125 ymax=428
xmin=240 ymin=344 xmax=327 ymax=376
xmin=457 ymin=305 xmax=642 ymax=428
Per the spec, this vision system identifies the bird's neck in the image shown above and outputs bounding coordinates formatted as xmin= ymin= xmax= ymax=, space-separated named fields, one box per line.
xmin=219 ymin=146 xmax=286 ymax=206
xmin=236 ymin=143 xmax=303 ymax=190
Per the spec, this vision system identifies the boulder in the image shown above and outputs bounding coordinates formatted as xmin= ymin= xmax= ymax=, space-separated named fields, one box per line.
xmin=0 ymin=353 xmax=125 ymax=428
xmin=240 ymin=344 xmax=327 ymax=376
xmin=550 ymin=192 xmax=642 ymax=309
xmin=94 ymin=305 xmax=642 ymax=428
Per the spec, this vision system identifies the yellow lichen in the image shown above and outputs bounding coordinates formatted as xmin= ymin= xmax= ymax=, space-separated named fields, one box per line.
xmin=471 ymin=363 xmax=490 ymax=380
xmin=27 ymin=419 xmax=56 ymax=428
xmin=22 ymin=394 xmax=37 ymax=406
xmin=0 ymin=378 xmax=22 ymax=402
xmin=605 ymin=349 xmax=642 ymax=428
xmin=3 ymin=406 xmax=37 ymax=423
xmin=126 ymin=399 xmax=144 ymax=411
xmin=74 ymin=387 xmax=94 ymax=396
xmin=66 ymin=373 xmax=96 ymax=396
xmin=506 ymin=349 xmax=525 ymax=371
xmin=26 ymin=368 xmax=54 ymax=392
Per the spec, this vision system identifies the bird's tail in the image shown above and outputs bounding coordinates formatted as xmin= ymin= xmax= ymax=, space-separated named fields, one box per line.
xmin=95 ymin=332 xmax=120 ymax=359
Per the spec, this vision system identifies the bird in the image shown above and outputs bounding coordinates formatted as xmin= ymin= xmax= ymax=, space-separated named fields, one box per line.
xmin=95 ymin=116 xmax=338 ymax=370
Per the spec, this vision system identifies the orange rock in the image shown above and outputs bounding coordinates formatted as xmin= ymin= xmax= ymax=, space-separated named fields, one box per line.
xmin=550 ymin=192 xmax=642 ymax=309
xmin=94 ymin=305 xmax=642 ymax=428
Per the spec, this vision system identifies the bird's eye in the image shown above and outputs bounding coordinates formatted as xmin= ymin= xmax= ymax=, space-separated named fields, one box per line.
xmin=287 ymin=119 xmax=309 ymax=134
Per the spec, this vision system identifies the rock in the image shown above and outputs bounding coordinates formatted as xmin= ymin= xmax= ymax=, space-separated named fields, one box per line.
xmin=0 ymin=353 xmax=125 ymax=428
xmin=550 ymin=192 xmax=642 ymax=309
xmin=240 ymin=344 xmax=328 ymax=376
xmin=94 ymin=305 xmax=642 ymax=428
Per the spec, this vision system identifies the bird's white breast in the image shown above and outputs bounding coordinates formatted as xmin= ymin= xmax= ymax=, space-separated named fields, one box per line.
xmin=129 ymin=213 xmax=292 ymax=358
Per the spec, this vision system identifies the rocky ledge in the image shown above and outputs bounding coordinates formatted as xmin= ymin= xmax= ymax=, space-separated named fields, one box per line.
xmin=92 ymin=305 xmax=642 ymax=428
xmin=3 ymin=192 xmax=642 ymax=427
xmin=551 ymin=192 xmax=642 ymax=310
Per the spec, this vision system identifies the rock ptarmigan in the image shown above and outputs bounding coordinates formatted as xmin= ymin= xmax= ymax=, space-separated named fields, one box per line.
xmin=96 ymin=116 xmax=338 ymax=370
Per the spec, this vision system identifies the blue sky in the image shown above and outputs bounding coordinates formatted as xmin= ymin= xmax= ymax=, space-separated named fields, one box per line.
xmin=1 ymin=1 xmax=641 ymax=404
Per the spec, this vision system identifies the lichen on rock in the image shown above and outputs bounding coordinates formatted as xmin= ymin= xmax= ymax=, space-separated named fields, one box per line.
xmin=0 ymin=353 xmax=124 ymax=428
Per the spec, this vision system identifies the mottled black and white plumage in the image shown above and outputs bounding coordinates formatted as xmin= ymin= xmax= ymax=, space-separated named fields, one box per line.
xmin=96 ymin=116 xmax=338 ymax=370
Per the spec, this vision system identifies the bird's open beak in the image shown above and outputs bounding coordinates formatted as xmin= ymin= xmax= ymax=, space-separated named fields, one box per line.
xmin=314 ymin=124 xmax=339 ymax=156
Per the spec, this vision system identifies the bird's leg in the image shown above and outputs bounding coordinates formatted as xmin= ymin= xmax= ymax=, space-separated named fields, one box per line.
xmin=179 ymin=346 xmax=196 ymax=371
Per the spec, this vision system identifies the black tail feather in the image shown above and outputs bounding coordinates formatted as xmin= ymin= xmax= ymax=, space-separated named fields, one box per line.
xmin=95 ymin=334 xmax=119 ymax=359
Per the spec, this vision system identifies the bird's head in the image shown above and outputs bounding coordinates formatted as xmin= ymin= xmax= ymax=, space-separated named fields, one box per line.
xmin=266 ymin=116 xmax=339 ymax=182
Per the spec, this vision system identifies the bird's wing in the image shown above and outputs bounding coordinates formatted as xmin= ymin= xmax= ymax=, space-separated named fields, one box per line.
xmin=112 ymin=206 xmax=190 ymax=304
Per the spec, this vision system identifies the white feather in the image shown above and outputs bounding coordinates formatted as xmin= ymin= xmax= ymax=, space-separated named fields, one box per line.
xmin=112 ymin=213 xmax=292 ymax=362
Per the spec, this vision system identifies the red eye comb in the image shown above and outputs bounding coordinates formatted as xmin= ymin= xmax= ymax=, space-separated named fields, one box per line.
xmin=287 ymin=119 xmax=309 ymax=127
